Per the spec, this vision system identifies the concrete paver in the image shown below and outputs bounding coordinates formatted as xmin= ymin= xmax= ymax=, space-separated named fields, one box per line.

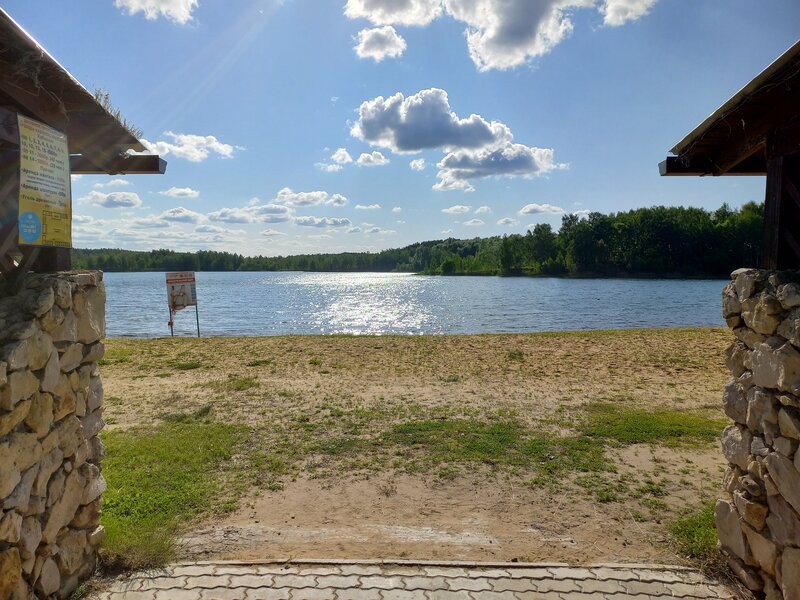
xmin=93 ymin=559 xmax=737 ymax=599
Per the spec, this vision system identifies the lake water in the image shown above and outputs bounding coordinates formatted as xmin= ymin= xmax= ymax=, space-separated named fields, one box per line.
xmin=103 ymin=271 xmax=727 ymax=337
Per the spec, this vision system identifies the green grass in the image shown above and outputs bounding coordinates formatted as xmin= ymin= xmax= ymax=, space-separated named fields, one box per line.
xmin=101 ymin=420 xmax=244 ymax=569
xmin=203 ymin=376 xmax=260 ymax=392
xmin=246 ymin=359 xmax=273 ymax=367
xmin=583 ymin=403 xmax=724 ymax=446
xmin=671 ymin=502 xmax=720 ymax=565
xmin=168 ymin=360 xmax=202 ymax=370
xmin=506 ymin=350 xmax=525 ymax=361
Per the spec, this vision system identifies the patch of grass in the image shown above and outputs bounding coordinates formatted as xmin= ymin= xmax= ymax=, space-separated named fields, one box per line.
xmin=388 ymin=419 xmax=520 ymax=463
xmin=440 ymin=374 xmax=460 ymax=383
xmin=161 ymin=404 xmax=214 ymax=423
xmin=309 ymin=357 xmax=321 ymax=366
xmin=168 ymin=360 xmax=202 ymax=370
xmin=506 ymin=350 xmax=525 ymax=361
xmin=246 ymin=358 xmax=273 ymax=367
xmin=671 ymin=502 xmax=720 ymax=565
xmin=101 ymin=421 xmax=243 ymax=569
xmin=583 ymin=403 xmax=724 ymax=446
xmin=98 ymin=346 xmax=135 ymax=366
xmin=204 ymin=376 xmax=260 ymax=392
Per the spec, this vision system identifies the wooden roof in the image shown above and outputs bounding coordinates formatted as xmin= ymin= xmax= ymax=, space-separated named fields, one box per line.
xmin=660 ymin=39 xmax=800 ymax=177
xmin=0 ymin=8 xmax=165 ymax=174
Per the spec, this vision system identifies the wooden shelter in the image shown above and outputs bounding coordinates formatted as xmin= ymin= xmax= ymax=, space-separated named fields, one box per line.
xmin=0 ymin=7 xmax=165 ymax=276
xmin=660 ymin=39 xmax=800 ymax=270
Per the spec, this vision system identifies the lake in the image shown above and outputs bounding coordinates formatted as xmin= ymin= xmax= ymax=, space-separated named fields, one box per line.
xmin=103 ymin=271 xmax=727 ymax=337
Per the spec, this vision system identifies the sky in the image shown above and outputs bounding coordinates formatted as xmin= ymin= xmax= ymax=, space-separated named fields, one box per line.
xmin=5 ymin=0 xmax=800 ymax=256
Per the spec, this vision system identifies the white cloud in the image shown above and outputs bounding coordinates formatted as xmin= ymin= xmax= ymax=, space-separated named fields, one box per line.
xmin=159 ymin=186 xmax=200 ymax=199
xmin=208 ymin=203 xmax=293 ymax=224
xmin=497 ymin=217 xmax=517 ymax=226
xmin=195 ymin=224 xmax=245 ymax=236
xmin=79 ymin=190 xmax=142 ymax=208
xmin=345 ymin=0 xmax=658 ymax=71
xmin=410 ymin=158 xmax=426 ymax=171
xmin=94 ymin=178 xmax=130 ymax=189
xmin=294 ymin=216 xmax=353 ymax=228
xmin=316 ymin=163 xmax=344 ymax=172
xmin=140 ymin=131 xmax=239 ymax=162
xmin=345 ymin=0 xmax=442 ymax=26
xmin=274 ymin=187 xmax=348 ymax=207
xmin=365 ymin=227 xmax=396 ymax=234
xmin=396 ymin=220 xmax=406 ymax=224
xmin=442 ymin=204 xmax=471 ymax=214
xmin=159 ymin=206 xmax=205 ymax=223
xmin=355 ymin=203 xmax=381 ymax=210
xmin=392 ymin=206 xmax=402 ymax=213
xmin=573 ymin=209 xmax=591 ymax=218
xmin=519 ymin=203 xmax=564 ymax=215
xmin=355 ymin=26 xmax=407 ymax=62
xmin=354 ymin=87 xmax=560 ymax=191
xmin=347 ymin=226 xmax=363 ymax=233
xmin=474 ymin=205 xmax=491 ymax=214
xmin=331 ymin=148 xmax=353 ymax=164
xmin=356 ymin=151 xmax=390 ymax=166
xmin=464 ymin=218 xmax=485 ymax=226
xmin=132 ymin=216 xmax=170 ymax=228
xmin=261 ymin=228 xmax=287 ymax=237
xmin=600 ymin=0 xmax=657 ymax=25
xmin=114 ymin=0 xmax=198 ymax=23
xmin=353 ymin=88 xmax=510 ymax=153
xmin=441 ymin=229 xmax=453 ymax=235
xmin=435 ymin=144 xmax=563 ymax=192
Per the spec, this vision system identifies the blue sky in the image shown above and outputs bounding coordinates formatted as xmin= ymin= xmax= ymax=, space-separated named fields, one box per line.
xmin=6 ymin=0 xmax=799 ymax=255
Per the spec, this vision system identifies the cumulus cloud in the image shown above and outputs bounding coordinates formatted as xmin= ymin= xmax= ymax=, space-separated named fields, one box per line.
xmin=519 ymin=203 xmax=564 ymax=215
xmin=331 ymin=148 xmax=353 ymax=164
xmin=274 ymin=187 xmax=348 ymax=207
xmin=159 ymin=206 xmax=205 ymax=223
xmin=294 ymin=216 xmax=353 ymax=228
xmin=573 ymin=209 xmax=591 ymax=218
xmin=347 ymin=226 xmax=363 ymax=234
xmin=464 ymin=218 xmax=485 ymax=226
xmin=392 ymin=207 xmax=402 ymax=213
xmin=357 ymin=151 xmax=390 ymax=166
xmin=141 ymin=131 xmax=239 ymax=162
xmin=600 ymin=0 xmax=658 ymax=25
xmin=365 ymin=226 xmax=396 ymax=234
xmin=94 ymin=178 xmax=130 ymax=189
xmin=410 ymin=158 xmax=426 ymax=171
xmin=80 ymin=190 xmax=142 ymax=208
xmin=345 ymin=0 xmax=442 ymax=26
xmin=441 ymin=229 xmax=453 ymax=235
xmin=474 ymin=205 xmax=491 ymax=214
xmin=159 ymin=186 xmax=200 ymax=199
xmin=316 ymin=162 xmax=343 ymax=173
xmin=353 ymin=87 xmax=561 ymax=191
xmin=208 ymin=203 xmax=293 ymax=224
xmin=497 ymin=217 xmax=517 ymax=226
xmin=132 ymin=216 xmax=170 ymax=228
xmin=442 ymin=205 xmax=471 ymax=214
xmin=195 ymin=224 xmax=245 ymax=236
xmin=435 ymin=145 xmax=563 ymax=192
xmin=114 ymin=0 xmax=198 ymax=23
xmin=345 ymin=0 xmax=658 ymax=71
xmin=261 ymin=229 xmax=287 ymax=237
xmin=355 ymin=26 xmax=407 ymax=62
xmin=355 ymin=204 xmax=381 ymax=210
xmin=352 ymin=88 xmax=509 ymax=153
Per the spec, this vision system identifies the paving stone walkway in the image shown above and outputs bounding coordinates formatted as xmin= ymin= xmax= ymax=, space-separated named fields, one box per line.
xmin=93 ymin=559 xmax=739 ymax=599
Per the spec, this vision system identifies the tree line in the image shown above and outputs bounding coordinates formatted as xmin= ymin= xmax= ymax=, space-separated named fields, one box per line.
xmin=71 ymin=202 xmax=764 ymax=277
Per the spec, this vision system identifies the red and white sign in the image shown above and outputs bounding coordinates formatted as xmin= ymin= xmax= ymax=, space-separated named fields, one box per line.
xmin=166 ymin=271 xmax=197 ymax=311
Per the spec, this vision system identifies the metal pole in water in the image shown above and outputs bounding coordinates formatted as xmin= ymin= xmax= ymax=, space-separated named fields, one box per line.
xmin=169 ymin=308 xmax=174 ymax=337
xmin=195 ymin=304 xmax=200 ymax=338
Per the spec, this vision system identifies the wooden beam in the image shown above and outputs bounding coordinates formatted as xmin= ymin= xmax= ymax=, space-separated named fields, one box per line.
xmin=763 ymin=155 xmax=783 ymax=269
xmin=69 ymin=153 xmax=167 ymax=175
xmin=659 ymin=154 xmax=767 ymax=176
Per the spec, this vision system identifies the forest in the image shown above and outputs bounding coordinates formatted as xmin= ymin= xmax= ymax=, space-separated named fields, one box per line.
xmin=71 ymin=202 xmax=764 ymax=277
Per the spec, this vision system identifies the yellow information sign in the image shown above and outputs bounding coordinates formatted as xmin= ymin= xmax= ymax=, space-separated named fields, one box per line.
xmin=17 ymin=114 xmax=72 ymax=247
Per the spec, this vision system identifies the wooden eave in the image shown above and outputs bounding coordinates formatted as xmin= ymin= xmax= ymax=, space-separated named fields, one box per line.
xmin=0 ymin=8 xmax=165 ymax=175
xmin=660 ymin=39 xmax=800 ymax=177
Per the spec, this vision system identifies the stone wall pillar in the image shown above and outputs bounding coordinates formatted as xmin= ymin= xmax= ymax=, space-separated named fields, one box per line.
xmin=718 ymin=268 xmax=800 ymax=599
xmin=0 ymin=271 xmax=106 ymax=599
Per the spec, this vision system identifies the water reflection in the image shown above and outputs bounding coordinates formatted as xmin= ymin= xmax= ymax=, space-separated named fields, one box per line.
xmin=104 ymin=271 xmax=726 ymax=337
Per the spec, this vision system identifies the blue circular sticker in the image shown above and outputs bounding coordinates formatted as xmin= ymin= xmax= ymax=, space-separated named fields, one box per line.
xmin=19 ymin=211 xmax=42 ymax=244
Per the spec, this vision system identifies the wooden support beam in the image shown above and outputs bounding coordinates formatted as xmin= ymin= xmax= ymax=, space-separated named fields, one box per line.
xmin=69 ymin=153 xmax=167 ymax=175
xmin=659 ymin=154 xmax=767 ymax=176
xmin=763 ymin=155 xmax=783 ymax=270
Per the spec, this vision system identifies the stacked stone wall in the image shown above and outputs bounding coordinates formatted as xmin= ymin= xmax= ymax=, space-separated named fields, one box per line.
xmin=719 ymin=268 xmax=800 ymax=599
xmin=0 ymin=272 xmax=106 ymax=599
